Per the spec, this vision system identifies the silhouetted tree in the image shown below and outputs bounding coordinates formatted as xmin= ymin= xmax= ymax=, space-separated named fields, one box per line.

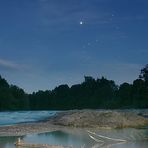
xmin=0 ymin=64 xmax=148 ymax=110
xmin=139 ymin=64 xmax=148 ymax=86
xmin=117 ymin=83 xmax=132 ymax=108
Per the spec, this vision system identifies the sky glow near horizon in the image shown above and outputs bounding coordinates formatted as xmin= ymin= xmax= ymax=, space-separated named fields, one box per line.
xmin=0 ymin=0 xmax=148 ymax=93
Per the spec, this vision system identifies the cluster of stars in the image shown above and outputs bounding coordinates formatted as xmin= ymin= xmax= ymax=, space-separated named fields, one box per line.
xmin=78 ymin=13 xmax=121 ymax=50
xmin=82 ymin=39 xmax=100 ymax=49
xmin=79 ymin=13 xmax=115 ymax=25
xmin=78 ymin=20 xmax=99 ymax=49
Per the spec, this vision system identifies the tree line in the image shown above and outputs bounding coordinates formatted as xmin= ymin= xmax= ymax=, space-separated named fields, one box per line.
xmin=0 ymin=65 xmax=148 ymax=110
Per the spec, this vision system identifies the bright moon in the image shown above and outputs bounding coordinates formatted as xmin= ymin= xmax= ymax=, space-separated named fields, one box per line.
xmin=80 ymin=21 xmax=83 ymax=25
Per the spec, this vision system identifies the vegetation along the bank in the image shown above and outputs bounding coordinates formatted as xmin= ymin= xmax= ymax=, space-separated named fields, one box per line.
xmin=0 ymin=64 xmax=148 ymax=110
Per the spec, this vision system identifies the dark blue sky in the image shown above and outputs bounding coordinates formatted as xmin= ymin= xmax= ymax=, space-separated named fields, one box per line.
xmin=0 ymin=0 xmax=148 ymax=93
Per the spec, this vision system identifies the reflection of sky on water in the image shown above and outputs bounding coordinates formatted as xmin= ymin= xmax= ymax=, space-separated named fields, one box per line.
xmin=0 ymin=111 xmax=57 ymax=126
xmin=0 ymin=128 xmax=148 ymax=148
xmin=23 ymin=130 xmax=95 ymax=147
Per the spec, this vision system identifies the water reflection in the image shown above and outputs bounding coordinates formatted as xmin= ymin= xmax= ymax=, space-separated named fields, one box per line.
xmin=0 ymin=128 xmax=148 ymax=148
xmin=24 ymin=130 xmax=95 ymax=147
xmin=0 ymin=136 xmax=19 ymax=148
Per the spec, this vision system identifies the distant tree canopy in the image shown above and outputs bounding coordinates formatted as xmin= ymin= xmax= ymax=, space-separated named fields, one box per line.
xmin=140 ymin=64 xmax=148 ymax=86
xmin=0 ymin=76 xmax=29 ymax=110
xmin=0 ymin=65 xmax=148 ymax=110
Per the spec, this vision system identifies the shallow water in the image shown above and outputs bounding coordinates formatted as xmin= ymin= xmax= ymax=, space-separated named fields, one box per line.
xmin=0 ymin=111 xmax=57 ymax=126
xmin=0 ymin=128 xmax=148 ymax=148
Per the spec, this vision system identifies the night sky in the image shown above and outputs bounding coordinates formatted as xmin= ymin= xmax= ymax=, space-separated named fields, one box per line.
xmin=0 ymin=0 xmax=148 ymax=93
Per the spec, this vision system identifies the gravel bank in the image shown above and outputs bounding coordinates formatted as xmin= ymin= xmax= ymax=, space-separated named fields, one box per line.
xmin=49 ymin=110 xmax=148 ymax=129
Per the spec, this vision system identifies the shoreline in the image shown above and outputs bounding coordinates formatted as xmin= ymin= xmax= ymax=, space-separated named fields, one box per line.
xmin=0 ymin=109 xmax=148 ymax=137
xmin=0 ymin=122 xmax=60 ymax=137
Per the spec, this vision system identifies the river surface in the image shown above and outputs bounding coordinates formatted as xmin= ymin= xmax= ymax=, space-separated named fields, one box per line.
xmin=0 ymin=111 xmax=148 ymax=148
xmin=0 ymin=111 xmax=57 ymax=125
xmin=0 ymin=128 xmax=148 ymax=148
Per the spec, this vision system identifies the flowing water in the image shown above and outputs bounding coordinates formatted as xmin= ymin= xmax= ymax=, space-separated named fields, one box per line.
xmin=0 ymin=111 xmax=148 ymax=148
xmin=0 ymin=111 xmax=57 ymax=126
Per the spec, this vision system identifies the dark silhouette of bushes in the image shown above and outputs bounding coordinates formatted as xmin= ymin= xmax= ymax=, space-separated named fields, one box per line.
xmin=0 ymin=65 xmax=148 ymax=110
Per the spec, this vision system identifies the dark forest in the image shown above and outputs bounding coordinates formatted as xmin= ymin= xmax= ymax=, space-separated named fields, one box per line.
xmin=0 ymin=65 xmax=148 ymax=110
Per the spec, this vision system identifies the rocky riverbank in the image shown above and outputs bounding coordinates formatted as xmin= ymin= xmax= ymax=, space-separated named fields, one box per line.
xmin=0 ymin=122 xmax=59 ymax=137
xmin=49 ymin=110 xmax=148 ymax=129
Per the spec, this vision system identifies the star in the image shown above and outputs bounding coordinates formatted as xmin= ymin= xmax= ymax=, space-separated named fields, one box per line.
xmin=80 ymin=21 xmax=83 ymax=25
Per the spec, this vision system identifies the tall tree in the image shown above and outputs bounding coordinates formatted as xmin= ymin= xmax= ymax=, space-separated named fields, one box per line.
xmin=139 ymin=64 xmax=148 ymax=86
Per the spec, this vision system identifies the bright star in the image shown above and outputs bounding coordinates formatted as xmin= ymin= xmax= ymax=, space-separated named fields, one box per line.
xmin=80 ymin=21 xmax=83 ymax=25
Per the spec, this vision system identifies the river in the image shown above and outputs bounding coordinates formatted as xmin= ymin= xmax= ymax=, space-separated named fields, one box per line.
xmin=0 ymin=111 xmax=148 ymax=148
